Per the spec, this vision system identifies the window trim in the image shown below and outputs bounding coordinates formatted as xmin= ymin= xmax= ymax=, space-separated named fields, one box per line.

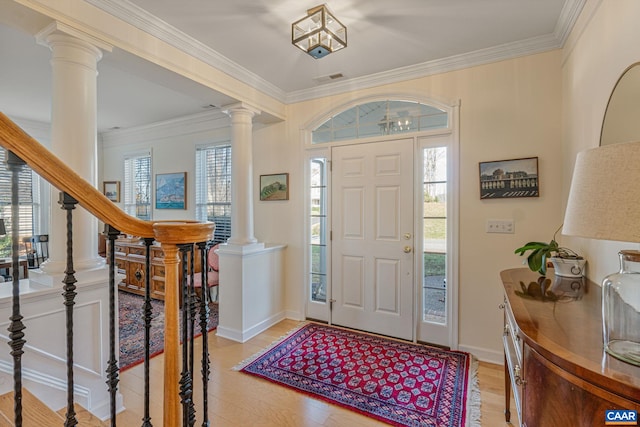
xmin=123 ymin=150 xmax=152 ymax=221
xmin=195 ymin=143 xmax=232 ymax=244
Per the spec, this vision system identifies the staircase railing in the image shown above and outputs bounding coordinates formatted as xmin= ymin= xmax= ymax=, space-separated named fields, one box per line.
xmin=0 ymin=112 xmax=215 ymax=426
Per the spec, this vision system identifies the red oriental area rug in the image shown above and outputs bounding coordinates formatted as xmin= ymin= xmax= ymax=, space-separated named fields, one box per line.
xmin=235 ymin=323 xmax=480 ymax=427
xmin=118 ymin=291 xmax=218 ymax=371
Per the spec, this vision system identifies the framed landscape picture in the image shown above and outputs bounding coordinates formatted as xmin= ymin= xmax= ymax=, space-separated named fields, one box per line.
xmin=155 ymin=172 xmax=186 ymax=209
xmin=479 ymin=157 xmax=539 ymax=199
xmin=103 ymin=181 xmax=120 ymax=202
xmin=260 ymin=173 xmax=289 ymax=201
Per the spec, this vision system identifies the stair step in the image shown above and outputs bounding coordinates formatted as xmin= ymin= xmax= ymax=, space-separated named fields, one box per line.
xmin=56 ymin=405 xmax=107 ymax=426
xmin=0 ymin=389 xmax=106 ymax=426
xmin=0 ymin=389 xmax=63 ymax=426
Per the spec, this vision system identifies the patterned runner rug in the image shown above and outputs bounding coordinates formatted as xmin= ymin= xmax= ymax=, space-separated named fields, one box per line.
xmin=118 ymin=291 xmax=218 ymax=371
xmin=235 ymin=323 xmax=480 ymax=427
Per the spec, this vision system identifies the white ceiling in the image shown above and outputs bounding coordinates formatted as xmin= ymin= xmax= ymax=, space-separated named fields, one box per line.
xmin=0 ymin=0 xmax=584 ymax=132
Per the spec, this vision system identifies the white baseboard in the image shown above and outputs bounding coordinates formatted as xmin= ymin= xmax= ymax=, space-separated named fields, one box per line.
xmin=217 ymin=311 xmax=286 ymax=343
xmin=458 ymin=344 xmax=503 ymax=365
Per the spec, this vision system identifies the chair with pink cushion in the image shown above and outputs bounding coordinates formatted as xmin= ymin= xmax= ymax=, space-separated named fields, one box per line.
xmin=190 ymin=243 xmax=220 ymax=302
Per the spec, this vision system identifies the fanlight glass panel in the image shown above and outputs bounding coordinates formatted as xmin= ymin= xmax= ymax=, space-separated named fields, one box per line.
xmin=312 ymin=100 xmax=448 ymax=144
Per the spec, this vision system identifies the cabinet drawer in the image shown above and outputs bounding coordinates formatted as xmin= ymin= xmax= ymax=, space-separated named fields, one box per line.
xmin=503 ymin=298 xmax=523 ymax=425
xmin=115 ymin=259 xmax=127 ymax=275
xmin=504 ymin=298 xmax=522 ymax=364
xmin=128 ymin=246 xmax=147 ymax=257
xmin=153 ymin=264 xmax=165 ymax=277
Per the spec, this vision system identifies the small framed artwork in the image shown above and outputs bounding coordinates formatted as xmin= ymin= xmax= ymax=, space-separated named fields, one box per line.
xmin=155 ymin=172 xmax=187 ymax=209
xmin=479 ymin=157 xmax=539 ymax=199
xmin=103 ymin=181 xmax=120 ymax=202
xmin=260 ymin=173 xmax=289 ymax=201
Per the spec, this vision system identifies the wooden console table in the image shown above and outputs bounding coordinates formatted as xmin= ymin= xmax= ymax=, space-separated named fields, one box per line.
xmin=114 ymin=238 xmax=200 ymax=301
xmin=501 ymin=268 xmax=640 ymax=427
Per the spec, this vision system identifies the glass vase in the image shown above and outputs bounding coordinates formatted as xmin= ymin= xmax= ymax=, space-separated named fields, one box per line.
xmin=603 ymin=250 xmax=640 ymax=366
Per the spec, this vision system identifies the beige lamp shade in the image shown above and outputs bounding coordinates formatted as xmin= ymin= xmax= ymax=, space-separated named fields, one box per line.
xmin=563 ymin=140 xmax=640 ymax=242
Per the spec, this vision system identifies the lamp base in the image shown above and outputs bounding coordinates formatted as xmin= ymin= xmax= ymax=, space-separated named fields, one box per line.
xmin=605 ymin=340 xmax=640 ymax=366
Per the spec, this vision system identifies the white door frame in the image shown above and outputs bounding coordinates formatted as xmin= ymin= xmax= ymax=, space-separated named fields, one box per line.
xmin=303 ymin=99 xmax=460 ymax=349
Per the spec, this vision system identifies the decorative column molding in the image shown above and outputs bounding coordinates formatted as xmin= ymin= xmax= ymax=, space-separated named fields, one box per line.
xmin=34 ymin=22 xmax=112 ymax=276
xmin=222 ymin=102 xmax=263 ymax=252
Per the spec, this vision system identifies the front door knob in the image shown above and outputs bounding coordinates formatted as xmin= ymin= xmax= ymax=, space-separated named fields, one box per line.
xmin=403 ymin=246 xmax=412 ymax=253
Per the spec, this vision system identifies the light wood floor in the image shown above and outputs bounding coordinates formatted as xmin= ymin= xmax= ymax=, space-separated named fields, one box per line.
xmin=116 ymin=319 xmax=518 ymax=426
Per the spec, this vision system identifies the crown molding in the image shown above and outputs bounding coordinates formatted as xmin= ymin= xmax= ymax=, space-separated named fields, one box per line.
xmin=84 ymin=0 xmax=287 ymax=103
xmin=100 ymin=109 xmax=229 ymax=145
xmin=286 ymin=33 xmax=561 ymax=104
xmin=86 ymin=0 xmax=585 ymax=106
xmin=554 ymin=0 xmax=588 ymax=45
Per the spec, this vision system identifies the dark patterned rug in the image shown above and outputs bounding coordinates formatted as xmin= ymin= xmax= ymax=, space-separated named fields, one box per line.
xmin=235 ymin=323 xmax=480 ymax=427
xmin=118 ymin=291 xmax=218 ymax=371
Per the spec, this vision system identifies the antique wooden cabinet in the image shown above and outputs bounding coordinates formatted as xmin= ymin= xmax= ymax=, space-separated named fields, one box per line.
xmin=501 ymin=268 xmax=640 ymax=427
xmin=114 ymin=238 xmax=200 ymax=301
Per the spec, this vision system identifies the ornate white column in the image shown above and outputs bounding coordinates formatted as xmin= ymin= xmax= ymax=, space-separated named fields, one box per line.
xmin=35 ymin=22 xmax=112 ymax=276
xmin=223 ymin=103 xmax=263 ymax=251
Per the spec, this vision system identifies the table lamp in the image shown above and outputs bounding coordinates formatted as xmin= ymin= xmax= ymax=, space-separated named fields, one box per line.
xmin=563 ymin=140 xmax=640 ymax=366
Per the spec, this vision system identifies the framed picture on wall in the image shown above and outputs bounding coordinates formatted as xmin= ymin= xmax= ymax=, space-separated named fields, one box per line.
xmin=103 ymin=181 xmax=120 ymax=202
xmin=260 ymin=173 xmax=289 ymax=201
xmin=479 ymin=157 xmax=539 ymax=199
xmin=155 ymin=172 xmax=187 ymax=209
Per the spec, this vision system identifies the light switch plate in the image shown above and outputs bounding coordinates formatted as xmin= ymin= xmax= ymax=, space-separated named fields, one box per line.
xmin=486 ymin=219 xmax=515 ymax=234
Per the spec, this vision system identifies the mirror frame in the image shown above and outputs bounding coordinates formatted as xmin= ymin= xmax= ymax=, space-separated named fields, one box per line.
xmin=600 ymin=62 xmax=640 ymax=146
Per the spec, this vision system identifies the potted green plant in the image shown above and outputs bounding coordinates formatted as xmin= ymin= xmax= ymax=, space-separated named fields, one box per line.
xmin=514 ymin=225 xmax=585 ymax=277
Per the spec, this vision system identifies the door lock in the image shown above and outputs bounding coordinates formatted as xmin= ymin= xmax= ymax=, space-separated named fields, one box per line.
xmin=403 ymin=233 xmax=411 ymax=240
xmin=403 ymin=246 xmax=412 ymax=253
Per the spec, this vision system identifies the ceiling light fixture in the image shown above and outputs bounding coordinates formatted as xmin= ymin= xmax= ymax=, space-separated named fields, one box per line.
xmin=292 ymin=4 xmax=347 ymax=59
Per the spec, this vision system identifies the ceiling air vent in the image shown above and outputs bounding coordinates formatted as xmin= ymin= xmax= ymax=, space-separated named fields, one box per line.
xmin=313 ymin=73 xmax=345 ymax=84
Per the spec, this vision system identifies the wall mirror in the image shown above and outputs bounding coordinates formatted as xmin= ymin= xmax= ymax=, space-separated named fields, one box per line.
xmin=601 ymin=63 xmax=640 ymax=146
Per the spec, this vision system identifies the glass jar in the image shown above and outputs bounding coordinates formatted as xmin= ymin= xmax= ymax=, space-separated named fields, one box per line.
xmin=603 ymin=250 xmax=640 ymax=366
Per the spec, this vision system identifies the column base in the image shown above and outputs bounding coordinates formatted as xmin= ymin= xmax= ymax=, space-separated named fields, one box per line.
xmin=218 ymin=242 xmax=265 ymax=255
xmin=28 ymin=260 xmax=110 ymax=288
xmin=38 ymin=256 xmax=106 ymax=277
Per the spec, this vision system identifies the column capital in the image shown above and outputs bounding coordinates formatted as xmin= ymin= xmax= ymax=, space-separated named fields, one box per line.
xmin=36 ymin=21 xmax=112 ymax=57
xmin=221 ymin=102 xmax=261 ymax=118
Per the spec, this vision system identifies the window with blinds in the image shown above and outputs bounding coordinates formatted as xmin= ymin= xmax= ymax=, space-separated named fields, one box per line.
xmin=0 ymin=149 xmax=34 ymax=257
xmin=124 ymin=153 xmax=152 ymax=220
xmin=195 ymin=144 xmax=231 ymax=244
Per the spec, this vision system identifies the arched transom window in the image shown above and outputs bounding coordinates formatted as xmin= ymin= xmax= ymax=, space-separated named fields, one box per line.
xmin=312 ymin=100 xmax=448 ymax=144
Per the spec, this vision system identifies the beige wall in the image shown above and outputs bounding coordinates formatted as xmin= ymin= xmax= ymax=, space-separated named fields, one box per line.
xmin=265 ymin=50 xmax=564 ymax=360
xmin=562 ymin=0 xmax=640 ymax=283
xmin=100 ymin=48 xmax=565 ymax=360
xmin=74 ymin=0 xmax=631 ymax=360
xmin=34 ymin=0 xmax=640 ymax=363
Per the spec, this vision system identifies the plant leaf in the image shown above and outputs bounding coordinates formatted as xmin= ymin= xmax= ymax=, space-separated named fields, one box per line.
xmin=514 ymin=242 xmax=549 ymax=255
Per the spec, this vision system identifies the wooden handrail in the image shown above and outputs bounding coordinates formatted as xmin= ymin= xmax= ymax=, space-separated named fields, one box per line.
xmin=0 ymin=112 xmax=215 ymax=426
xmin=0 ymin=112 xmax=145 ymax=237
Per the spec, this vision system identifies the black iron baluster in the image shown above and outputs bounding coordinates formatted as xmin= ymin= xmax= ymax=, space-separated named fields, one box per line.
xmin=141 ymin=237 xmax=154 ymax=427
xmin=105 ymin=224 xmax=120 ymax=427
xmin=188 ymin=245 xmax=196 ymax=377
xmin=197 ymin=241 xmax=211 ymax=427
xmin=6 ymin=151 xmax=26 ymax=427
xmin=178 ymin=244 xmax=195 ymax=427
xmin=59 ymin=192 xmax=79 ymax=427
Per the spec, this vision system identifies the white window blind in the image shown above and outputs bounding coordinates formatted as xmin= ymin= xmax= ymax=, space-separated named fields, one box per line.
xmin=124 ymin=153 xmax=152 ymax=220
xmin=0 ymin=149 xmax=34 ymax=256
xmin=195 ymin=144 xmax=231 ymax=243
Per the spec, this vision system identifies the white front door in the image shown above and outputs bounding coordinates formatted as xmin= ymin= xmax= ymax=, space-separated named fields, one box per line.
xmin=331 ymin=139 xmax=414 ymax=340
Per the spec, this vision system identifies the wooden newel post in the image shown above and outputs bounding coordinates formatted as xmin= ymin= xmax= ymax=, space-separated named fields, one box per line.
xmin=153 ymin=221 xmax=215 ymax=426
xmin=161 ymin=243 xmax=181 ymax=426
